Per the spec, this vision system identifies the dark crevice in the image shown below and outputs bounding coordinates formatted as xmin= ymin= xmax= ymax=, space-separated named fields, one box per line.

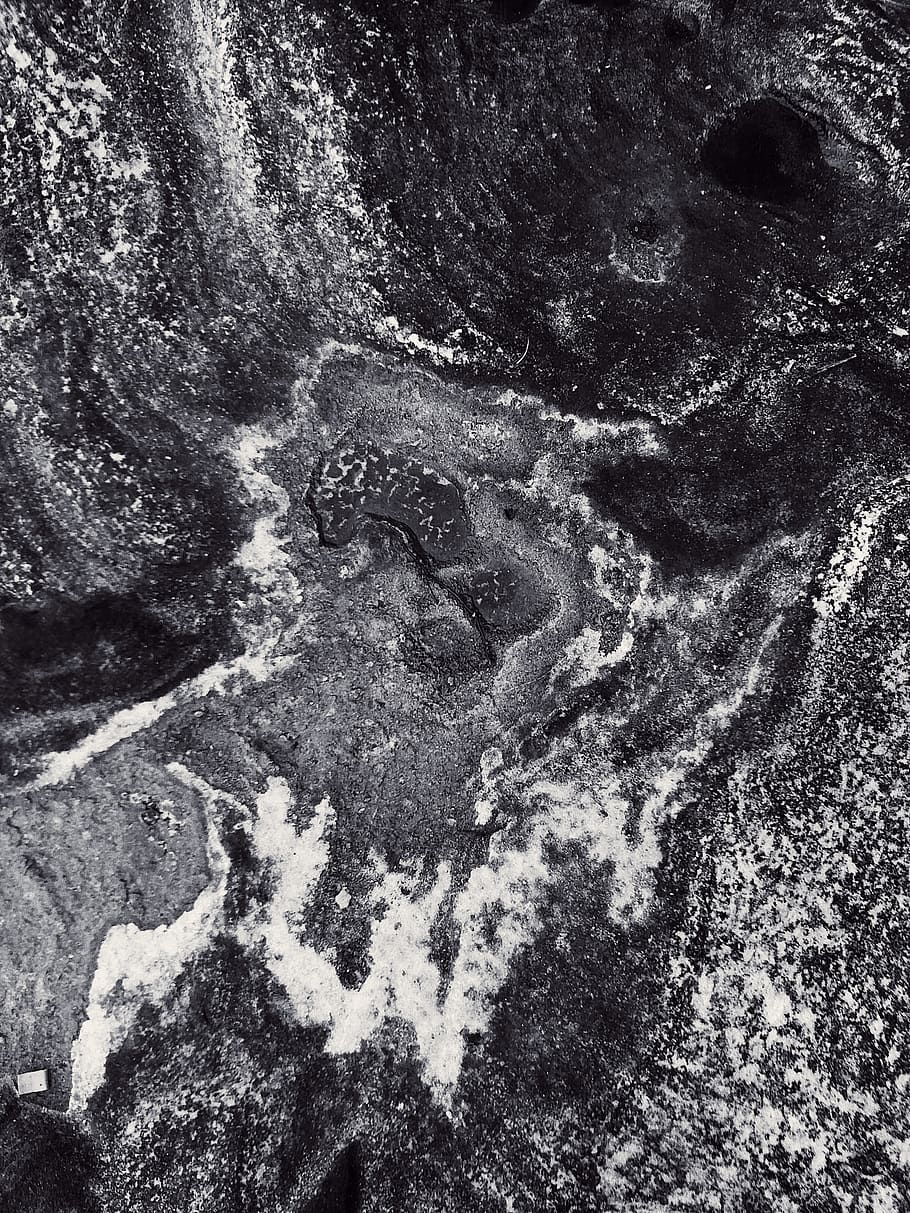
xmin=366 ymin=514 xmax=500 ymax=667
xmin=302 ymin=1142 xmax=362 ymax=1213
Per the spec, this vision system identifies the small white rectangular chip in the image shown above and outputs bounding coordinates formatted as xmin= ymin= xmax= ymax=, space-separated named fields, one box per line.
xmin=16 ymin=1068 xmax=49 ymax=1096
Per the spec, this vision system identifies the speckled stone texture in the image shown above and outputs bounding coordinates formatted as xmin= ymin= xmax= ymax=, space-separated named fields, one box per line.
xmin=2 ymin=1 xmax=910 ymax=1211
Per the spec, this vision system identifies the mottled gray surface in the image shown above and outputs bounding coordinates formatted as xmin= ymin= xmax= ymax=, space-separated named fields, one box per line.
xmin=2 ymin=2 xmax=910 ymax=1210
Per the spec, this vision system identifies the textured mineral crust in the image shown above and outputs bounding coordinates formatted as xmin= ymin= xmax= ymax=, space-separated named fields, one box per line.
xmin=2 ymin=1 xmax=910 ymax=1211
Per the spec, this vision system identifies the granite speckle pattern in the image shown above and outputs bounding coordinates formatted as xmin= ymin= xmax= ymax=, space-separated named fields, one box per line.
xmin=2 ymin=1 xmax=910 ymax=1210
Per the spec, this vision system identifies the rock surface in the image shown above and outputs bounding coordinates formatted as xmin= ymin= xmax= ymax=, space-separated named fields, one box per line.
xmin=2 ymin=1 xmax=910 ymax=1210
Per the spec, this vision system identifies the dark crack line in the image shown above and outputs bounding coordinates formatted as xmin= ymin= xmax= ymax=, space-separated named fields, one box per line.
xmin=364 ymin=512 xmax=499 ymax=668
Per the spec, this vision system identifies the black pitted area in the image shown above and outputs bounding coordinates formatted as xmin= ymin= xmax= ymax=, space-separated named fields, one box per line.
xmin=309 ymin=443 xmax=469 ymax=563
xmin=701 ymin=99 xmax=826 ymax=204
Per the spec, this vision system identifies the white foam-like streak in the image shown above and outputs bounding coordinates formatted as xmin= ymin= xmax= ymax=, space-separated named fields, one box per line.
xmin=538 ymin=407 xmax=662 ymax=453
xmin=239 ymin=778 xmax=453 ymax=1071
xmin=813 ymin=475 xmax=910 ymax=623
xmin=32 ymin=648 xmax=291 ymax=791
xmin=70 ymin=612 xmax=781 ymax=1112
xmin=31 ymin=408 xmax=307 ymax=789
xmin=634 ymin=616 xmax=783 ymax=854
xmin=241 ymin=772 xmax=650 ymax=1096
xmin=68 ymin=764 xmax=232 ymax=1115
xmin=557 ymin=552 xmax=654 ymax=689
xmin=34 ymin=695 xmax=179 ymax=789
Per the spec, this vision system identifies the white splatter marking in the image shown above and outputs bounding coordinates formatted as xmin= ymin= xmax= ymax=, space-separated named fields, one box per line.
xmin=814 ymin=502 xmax=887 ymax=620
xmin=473 ymin=746 xmax=504 ymax=827
xmin=509 ymin=453 xmax=594 ymax=522
xmin=68 ymin=764 xmax=232 ymax=1115
xmin=324 ymin=860 xmax=453 ymax=1063
xmin=240 ymin=777 xmax=455 ymax=1076
xmin=813 ymin=475 xmax=910 ymax=621
xmin=5 ymin=39 xmax=32 ymax=72
xmin=270 ymin=767 xmax=640 ymax=1090
xmin=65 ymin=605 xmax=784 ymax=1113
xmin=237 ymin=619 xmax=776 ymax=1098
xmin=757 ymin=974 xmax=793 ymax=1027
xmin=376 ymin=315 xmax=461 ymax=365
xmin=30 ymin=360 xmax=322 ymax=788
xmin=538 ymin=407 xmax=662 ymax=453
xmin=237 ymin=776 xmax=336 ymax=1026
xmin=556 ymin=552 xmax=654 ymax=688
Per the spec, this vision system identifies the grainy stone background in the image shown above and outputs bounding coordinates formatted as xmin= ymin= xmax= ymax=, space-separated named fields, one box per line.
xmin=1 ymin=2 xmax=910 ymax=1210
